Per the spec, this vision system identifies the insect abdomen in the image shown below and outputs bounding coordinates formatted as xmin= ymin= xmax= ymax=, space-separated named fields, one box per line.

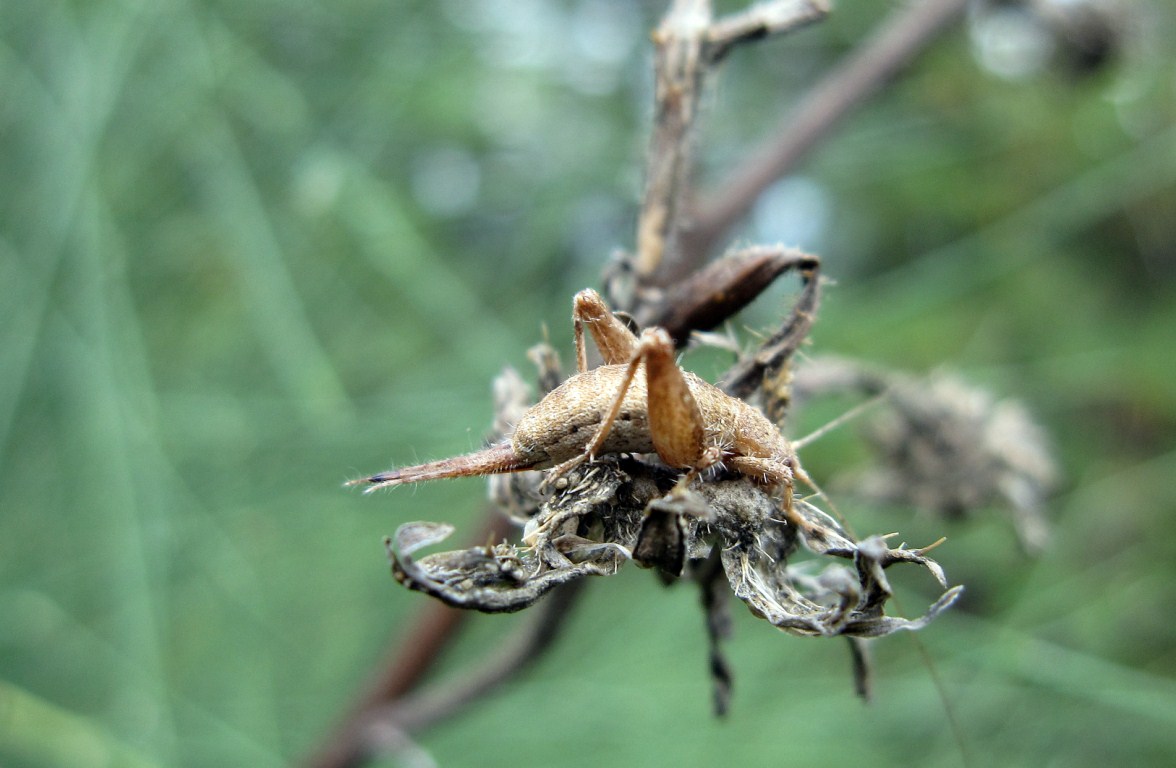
xmin=511 ymin=366 xmax=655 ymax=466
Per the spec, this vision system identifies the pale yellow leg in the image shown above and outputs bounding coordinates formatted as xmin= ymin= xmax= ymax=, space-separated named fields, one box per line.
xmin=583 ymin=346 xmax=645 ymax=459
xmin=572 ymin=288 xmax=639 ymax=371
xmin=728 ymin=455 xmax=817 ymax=534
xmin=570 ymin=292 xmax=715 ymax=480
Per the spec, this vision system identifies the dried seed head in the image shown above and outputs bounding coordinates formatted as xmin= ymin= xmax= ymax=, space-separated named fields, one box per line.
xmin=857 ymin=373 xmax=1058 ymax=552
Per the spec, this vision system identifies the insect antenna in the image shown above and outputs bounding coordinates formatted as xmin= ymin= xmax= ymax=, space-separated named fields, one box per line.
xmin=791 ymin=391 xmax=887 ymax=451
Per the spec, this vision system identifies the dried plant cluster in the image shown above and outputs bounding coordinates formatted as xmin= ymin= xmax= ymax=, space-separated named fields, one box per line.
xmin=377 ymin=263 xmax=966 ymax=712
xmin=369 ymin=275 xmax=1059 ymax=724
xmin=792 ymin=359 xmax=1058 ymax=553
xmin=315 ymin=1 xmax=1057 ymax=765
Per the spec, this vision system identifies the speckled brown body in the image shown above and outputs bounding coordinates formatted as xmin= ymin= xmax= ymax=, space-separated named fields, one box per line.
xmin=350 ymin=288 xmax=795 ymax=492
xmin=512 ymin=363 xmax=790 ymax=477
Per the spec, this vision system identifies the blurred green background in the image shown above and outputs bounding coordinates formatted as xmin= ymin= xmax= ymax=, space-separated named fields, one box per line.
xmin=3 ymin=1 xmax=1175 ymax=766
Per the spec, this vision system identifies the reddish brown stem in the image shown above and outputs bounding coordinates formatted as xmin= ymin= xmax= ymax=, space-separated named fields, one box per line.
xmin=301 ymin=512 xmax=515 ymax=768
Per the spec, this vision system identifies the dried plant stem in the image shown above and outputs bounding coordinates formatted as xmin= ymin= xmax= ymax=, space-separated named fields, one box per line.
xmin=635 ymin=0 xmax=828 ymax=287
xmin=301 ymin=512 xmax=514 ymax=768
xmin=305 ymin=581 xmax=585 ymax=768
xmin=635 ymin=0 xmax=712 ymax=282
xmin=682 ymin=0 xmax=970 ymax=267
xmin=368 ymin=580 xmax=586 ymax=738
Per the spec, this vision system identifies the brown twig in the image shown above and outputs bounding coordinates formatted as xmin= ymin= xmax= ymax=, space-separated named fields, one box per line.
xmin=634 ymin=0 xmax=712 ymax=283
xmin=706 ymin=0 xmax=830 ymax=63
xmin=681 ymin=0 xmax=970 ymax=269
xmin=313 ymin=581 xmax=588 ymax=767
xmin=302 ymin=512 xmax=515 ymax=768
xmin=366 ymin=580 xmax=587 ymax=738
xmin=634 ymin=0 xmax=829 ymax=288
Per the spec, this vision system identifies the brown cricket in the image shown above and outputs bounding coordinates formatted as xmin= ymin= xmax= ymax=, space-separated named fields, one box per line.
xmin=348 ymin=288 xmax=799 ymax=497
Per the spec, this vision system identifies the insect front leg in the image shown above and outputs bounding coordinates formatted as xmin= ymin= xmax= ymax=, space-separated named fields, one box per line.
xmin=583 ymin=328 xmax=715 ymax=480
xmin=573 ymin=288 xmax=639 ymax=372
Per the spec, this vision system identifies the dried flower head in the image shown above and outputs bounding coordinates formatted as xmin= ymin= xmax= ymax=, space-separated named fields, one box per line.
xmin=856 ymin=372 xmax=1058 ymax=552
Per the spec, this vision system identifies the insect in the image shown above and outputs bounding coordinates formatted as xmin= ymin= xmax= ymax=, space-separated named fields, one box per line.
xmin=348 ymin=288 xmax=799 ymax=500
xmin=353 ymin=273 xmax=963 ymax=725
